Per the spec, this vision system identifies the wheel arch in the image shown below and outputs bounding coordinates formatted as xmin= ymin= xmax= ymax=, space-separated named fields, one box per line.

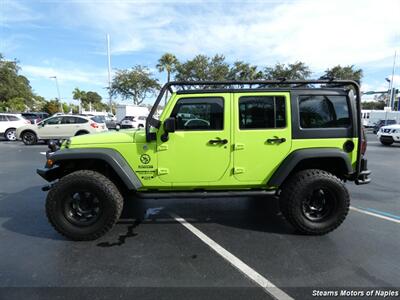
xmin=268 ymin=148 xmax=354 ymax=187
xmin=40 ymin=148 xmax=142 ymax=191
xmin=75 ymin=130 xmax=90 ymax=136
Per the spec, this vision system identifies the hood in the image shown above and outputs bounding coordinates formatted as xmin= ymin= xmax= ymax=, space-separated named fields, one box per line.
xmin=380 ymin=124 xmax=400 ymax=130
xmin=68 ymin=129 xmax=143 ymax=146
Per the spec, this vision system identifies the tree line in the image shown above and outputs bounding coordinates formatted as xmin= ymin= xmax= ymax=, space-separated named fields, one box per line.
xmin=1 ymin=52 xmax=371 ymax=115
xmin=111 ymin=53 xmax=364 ymax=105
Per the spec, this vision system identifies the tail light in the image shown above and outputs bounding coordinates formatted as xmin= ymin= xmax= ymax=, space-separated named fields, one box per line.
xmin=361 ymin=126 xmax=367 ymax=155
xmin=90 ymin=122 xmax=99 ymax=129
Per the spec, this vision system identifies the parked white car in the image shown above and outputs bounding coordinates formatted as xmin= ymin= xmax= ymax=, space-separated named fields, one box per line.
xmin=120 ymin=115 xmax=146 ymax=129
xmin=16 ymin=115 xmax=108 ymax=145
xmin=377 ymin=124 xmax=400 ymax=146
xmin=0 ymin=113 xmax=31 ymax=141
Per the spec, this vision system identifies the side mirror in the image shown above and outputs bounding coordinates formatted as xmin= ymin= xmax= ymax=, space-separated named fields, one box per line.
xmin=164 ymin=117 xmax=176 ymax=133
xmin=161 ymin=117 xmax=176 ymax=142
xmin=40 ymin=122 xmax=45 ymax=127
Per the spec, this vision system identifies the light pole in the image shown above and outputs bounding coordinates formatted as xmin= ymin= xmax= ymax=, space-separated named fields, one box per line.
xmin=49 ymin=76 xmax=63 ymax=113
xmin=107 ymin=34 xmax=112 ymax=113
xmin=385 ymin=77 xmax=391 ymax=108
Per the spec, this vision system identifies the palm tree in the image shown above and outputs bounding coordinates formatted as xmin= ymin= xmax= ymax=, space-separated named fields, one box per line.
xmin=72 ymin=88 xmax=86 ymax=113
xmin=156 ymin=53 xmax=178 ymax=105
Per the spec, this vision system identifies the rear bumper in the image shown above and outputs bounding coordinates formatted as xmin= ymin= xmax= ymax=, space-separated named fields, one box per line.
xmin=355 ymin=158 xmax=371 ymax=185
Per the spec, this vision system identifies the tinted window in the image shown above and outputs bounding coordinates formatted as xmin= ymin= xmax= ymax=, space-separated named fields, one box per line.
xmin=299 ymin=95 xmax=350 ymax=128
xmin=239 ymin=96 xmax=286 ymax=129
xmin=91 ymin=116 xmax=105 ymax=123
xmin=7 ymin=115 xmax=19 ymax=121
xmin=171 ymin=97 xmax=224 ymax=131
xmin=0 ymin=115 xmax=7 ymax=122
xmin=45 ymin=117 xmax=62 ymax=125
xmin=75 ymin=117 xmax=88 ymax=124
xmin=61 ymin=116 xmax=87 ymax=124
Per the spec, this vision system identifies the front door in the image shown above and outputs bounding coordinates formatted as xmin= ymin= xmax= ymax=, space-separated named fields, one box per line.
xmin=157 ymin=94 xmax=231 ymax=184
xmin=233 ymin=92 xmax=292 ymax=184
xmin=38 ymin=116 xmax=63 ymax=139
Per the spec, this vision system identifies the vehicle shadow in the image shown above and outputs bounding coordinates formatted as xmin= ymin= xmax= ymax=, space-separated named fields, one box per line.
xmin=122 ymin=194 xmax=295 ymax=235
xmin=0 ymin=186 xmax=294 ymax=241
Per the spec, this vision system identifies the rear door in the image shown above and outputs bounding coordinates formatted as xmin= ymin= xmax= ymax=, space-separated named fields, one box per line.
xmin=233 ymin=92 xmax=292 ymax=183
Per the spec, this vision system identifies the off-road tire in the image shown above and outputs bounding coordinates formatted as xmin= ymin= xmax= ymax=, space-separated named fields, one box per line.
xmin=46 ymin=170 xmax=123 ymax=241
xmin=279 ymin=169 xmax=350 ymax=235
xmin=21 ymin=131 xmax=37 ymax=145
xmin=5 ymin=128 xmax=17 ymax=141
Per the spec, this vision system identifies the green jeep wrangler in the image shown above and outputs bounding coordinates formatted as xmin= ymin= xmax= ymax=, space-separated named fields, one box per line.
xmin=37 ymin=80 xmax=370 ymax=240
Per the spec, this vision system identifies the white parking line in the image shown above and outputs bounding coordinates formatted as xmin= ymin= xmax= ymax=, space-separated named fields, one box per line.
xmin=350 ymin=206 xmax=400 ymax=224
xmin=169 ymin=212 xmax=293 ymax=300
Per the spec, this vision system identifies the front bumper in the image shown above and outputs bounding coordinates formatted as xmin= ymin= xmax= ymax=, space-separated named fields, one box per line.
xmin=355 ymin=158 xmax=371 ymax=185
xmin=37 ymin=165 xmax=62 ymax=182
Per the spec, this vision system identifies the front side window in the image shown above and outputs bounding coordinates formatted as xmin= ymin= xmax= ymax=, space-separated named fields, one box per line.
xmin=299 ymin=95 xmax=350 ymax=128
xmin=45 ymin=117 xmax=62 ymax=125
xmin=0 ymin=115 xmax=7 ymax=122
xmin=239 ymin=96 xmax=286 ymax=129
xmin=171 ymin=97 xmax=224 ymax=131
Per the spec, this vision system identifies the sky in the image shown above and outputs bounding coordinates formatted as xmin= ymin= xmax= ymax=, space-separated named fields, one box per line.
xmin=1 ymin=0 xmax=399 ymax=104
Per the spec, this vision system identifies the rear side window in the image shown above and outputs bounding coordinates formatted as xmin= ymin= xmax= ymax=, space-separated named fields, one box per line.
xmin=171 ymin=97 xmax=224 ymax=131
xmin=299 ymin=95 xmax=350 ymax=128
xmin=90 ymin=116 xmax=105 ymax=123
xmin=7 ymin=115 xmax=19 ymax=121
xmin=239 ymin=96 xmax=286 ymax=129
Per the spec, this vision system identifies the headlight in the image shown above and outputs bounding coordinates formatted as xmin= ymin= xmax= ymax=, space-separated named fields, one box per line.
xmin=392 ymin=129 xmax=398 ymax=133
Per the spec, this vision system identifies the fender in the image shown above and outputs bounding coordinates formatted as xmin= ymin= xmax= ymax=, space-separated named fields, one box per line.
xmin=37 ymin=148 xmax=142 ymax=190
xmin=268 ymin=148 xmax=353 ymax=187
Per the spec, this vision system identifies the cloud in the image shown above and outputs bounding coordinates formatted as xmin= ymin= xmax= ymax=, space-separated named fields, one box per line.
xmin=61 ymin=0 xmax=399 ymax=71
xmin=0 ymin=0 xmax=41 ymax=25
xmin=22 ymin=65 xmax=108 ymax=86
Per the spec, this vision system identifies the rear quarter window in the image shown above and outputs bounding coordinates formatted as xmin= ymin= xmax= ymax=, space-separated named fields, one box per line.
xmin=299 ymin=95 xmax=350 ymax=128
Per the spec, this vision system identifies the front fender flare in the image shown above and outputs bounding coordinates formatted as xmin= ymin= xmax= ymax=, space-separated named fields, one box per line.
xmin=37 ymin=148 xmax=142 ymax=190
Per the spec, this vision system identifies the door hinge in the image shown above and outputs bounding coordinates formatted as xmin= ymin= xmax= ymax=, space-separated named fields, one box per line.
xmin=158 ymin=168 xmax=169 ymax=175
xmin=157 ymin=144 xmax=168 ymax=151
xmin=233 ymin=167 xmax=245 ymax=174
xmin=234 ymin=143 xmax=245 ymax=150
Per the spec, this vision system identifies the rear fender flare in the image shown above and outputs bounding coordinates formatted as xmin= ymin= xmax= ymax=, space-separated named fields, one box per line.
xmin=268 ymin=148 xmax=353 ymax=187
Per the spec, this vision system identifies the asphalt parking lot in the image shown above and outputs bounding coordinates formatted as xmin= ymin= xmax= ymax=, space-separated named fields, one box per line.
xmin=0 ymin=133 xmax=399 ymax=300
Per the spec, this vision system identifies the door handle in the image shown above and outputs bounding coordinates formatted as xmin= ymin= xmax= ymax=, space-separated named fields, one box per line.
xmin=266 ymin=137 xmax=286 ymax=144
xmin=209 ymin=138 xmax=228 ymax=145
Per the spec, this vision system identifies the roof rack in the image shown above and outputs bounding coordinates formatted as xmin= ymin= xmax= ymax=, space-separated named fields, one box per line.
xmin=145 ymin=79 xmax=362 ymax=176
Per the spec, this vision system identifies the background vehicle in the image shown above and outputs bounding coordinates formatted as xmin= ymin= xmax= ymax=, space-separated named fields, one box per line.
xmin=377 ymin=124 xmax=400 ymax=145
xmin=115 ymin=105 xmax=148 ymax=123
xmin=0 ymin=113 xmax=30 ymax=141
xmin=17 ymin=115 xmax=107 ymax=145
xmin=38 ymin=80 xmax=370 ymax=241
xmin=21 ymin=112 xmax=49 ymax=124
xmin=362 ymin=110 xmax=400 ymax=128
xmin=119 ymin=116 xmax=146 ymax=129
xmin=373 ymin=119 xmax=397 ymax=133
